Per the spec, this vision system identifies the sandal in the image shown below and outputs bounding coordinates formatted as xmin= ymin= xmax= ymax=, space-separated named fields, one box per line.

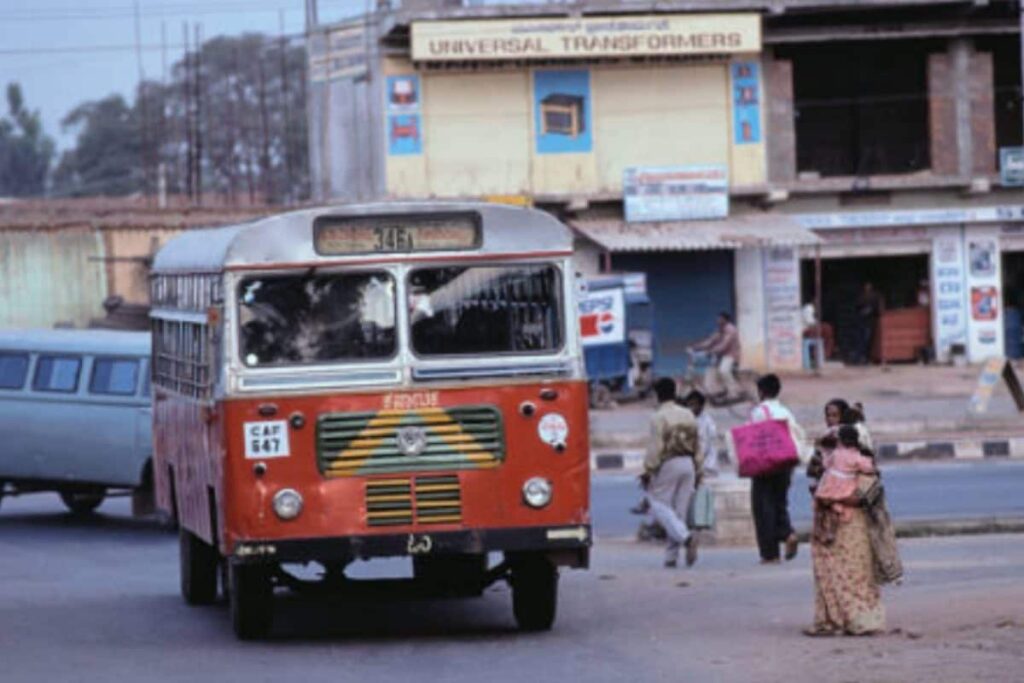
xmin=802 ymin=626 xmax=838 ymax=637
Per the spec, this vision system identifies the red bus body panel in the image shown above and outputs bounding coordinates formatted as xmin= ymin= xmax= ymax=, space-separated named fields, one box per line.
xmin=154 ymin=381 xmax=590 ymax=557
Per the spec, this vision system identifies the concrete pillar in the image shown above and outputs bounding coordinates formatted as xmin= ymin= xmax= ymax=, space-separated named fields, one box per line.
xmin=735 ymin=248 xmax=767 ymax=370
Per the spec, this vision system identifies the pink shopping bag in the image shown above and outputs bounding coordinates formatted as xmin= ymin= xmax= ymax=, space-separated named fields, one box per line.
xmin=730 ymin=419 xmax=799 ymax=478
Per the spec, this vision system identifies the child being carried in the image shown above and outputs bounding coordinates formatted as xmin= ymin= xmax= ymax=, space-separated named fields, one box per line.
xmin=814 ymin=424 xmax=875 ymax=520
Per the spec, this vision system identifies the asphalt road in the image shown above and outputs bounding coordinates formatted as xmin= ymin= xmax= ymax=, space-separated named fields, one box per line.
xmin=2 ymin=491 xmax=1024 ymax=682
xmin=592 ymin=460 xmax=1024 ymax=539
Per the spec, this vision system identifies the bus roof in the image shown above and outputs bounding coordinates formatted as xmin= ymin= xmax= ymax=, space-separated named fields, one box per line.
xmin=0 ymin=329 xmax=150 ymax=356
xmin=152 ymin=202 xmax=574 ymax=273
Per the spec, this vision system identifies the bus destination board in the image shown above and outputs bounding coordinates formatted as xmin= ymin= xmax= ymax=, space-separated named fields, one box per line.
xmin=314 ymin=214 xmax=481 ymax=255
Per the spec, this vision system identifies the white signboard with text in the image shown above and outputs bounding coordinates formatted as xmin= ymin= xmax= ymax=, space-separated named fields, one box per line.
xmin=623 ymin=165 xmax=729 ymax=223
xmin=964 ymin=227 xmax=1005 ymax=362
xmin=579 ymin=287 xmax=626 ymax=347
xmin=762 ymin=247 xmax=802 ymax=370
xmin=931 ymin=227 xmax=969 ymax=362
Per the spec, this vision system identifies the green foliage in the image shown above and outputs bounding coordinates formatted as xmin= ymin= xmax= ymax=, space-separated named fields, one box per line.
xmin=0 ymin=83 xmax=55 ymax=197
xmin=52 ymin=32 xmax=309 ymax=202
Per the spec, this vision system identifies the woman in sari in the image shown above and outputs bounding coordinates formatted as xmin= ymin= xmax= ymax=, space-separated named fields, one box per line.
xmin=805 ymin=399 xmax=886 ymax=637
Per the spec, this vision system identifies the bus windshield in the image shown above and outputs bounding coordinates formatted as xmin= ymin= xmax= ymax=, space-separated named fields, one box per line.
xmin=238 ymin=271 xmax=396 ymax=366
xmin=408 ymin=264 xmax=563 ymax=356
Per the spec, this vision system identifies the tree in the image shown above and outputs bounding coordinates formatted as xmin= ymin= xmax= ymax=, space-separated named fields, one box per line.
xmin=0 ymin=83 xmax=55 ymax=197
xmin=53 ymin=33 xmax=309 ymax=203
xmin=52 ymin=95 xmax=141 ymax=197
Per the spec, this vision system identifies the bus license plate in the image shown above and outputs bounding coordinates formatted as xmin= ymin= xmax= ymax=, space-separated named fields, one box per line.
xmin=244 ymin=420 xmax=290 ymax=459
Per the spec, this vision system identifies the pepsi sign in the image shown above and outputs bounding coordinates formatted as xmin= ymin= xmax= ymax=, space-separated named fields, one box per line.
xmin=579 ymin=288 xmax=625 ymax=346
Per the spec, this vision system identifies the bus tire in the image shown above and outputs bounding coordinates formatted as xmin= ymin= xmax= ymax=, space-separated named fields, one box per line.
xmin=510 ymin=554 xmax=558 ymax=632
xmin=179 ymin=529 xmax=219 ymax=606
xmin=59 ymin=489 xmax=105 ymax=515
xmin=230 ymin=563 xmax=273 ymax=640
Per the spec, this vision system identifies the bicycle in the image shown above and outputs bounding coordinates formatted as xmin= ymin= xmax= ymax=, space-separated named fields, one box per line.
xmin=677 ymin=349 xmax=759 ymax=418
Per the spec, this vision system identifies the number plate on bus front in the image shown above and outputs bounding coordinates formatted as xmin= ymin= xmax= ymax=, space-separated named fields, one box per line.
xmin=244 ymin=420 xmax=290 ymax=459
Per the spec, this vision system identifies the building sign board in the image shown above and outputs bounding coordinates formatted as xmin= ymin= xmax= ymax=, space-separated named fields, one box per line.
xmin=1001 ymin=147 xmax=1024 ymax=187
xmin=623 ymin=165 xmax=729 ymax=223
xmin=411 ymin=14 xmax=761 ymax=62
xmin=309 ymin=24 xmax=369 ymax=82
xmin=730 ymin=62 xmax=761 ymax=145
xmin=795 ymin=205 xmax=1024 ymax=230
xmin=964 ymin=227 xmax=1005 ymax=362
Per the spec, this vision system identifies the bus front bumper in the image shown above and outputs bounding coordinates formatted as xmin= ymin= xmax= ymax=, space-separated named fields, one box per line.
xmin=232 ymin=524 xmax=591 ymax=568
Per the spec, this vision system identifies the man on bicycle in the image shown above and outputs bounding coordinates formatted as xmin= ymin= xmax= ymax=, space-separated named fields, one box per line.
xmin=689 ymin=311 xmax=742 ymax=401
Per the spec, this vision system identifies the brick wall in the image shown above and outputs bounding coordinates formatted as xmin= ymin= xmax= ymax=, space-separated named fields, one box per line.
xmin=764 ymin=57 xmax=796 ymax=183
xmin=969 ymin=51 xmax=997 ymax=175
xmin=928 ymin=52 xmax=958 ymax=176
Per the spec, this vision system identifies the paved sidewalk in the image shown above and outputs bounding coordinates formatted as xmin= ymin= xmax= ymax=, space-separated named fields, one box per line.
xmin=591 ymin=364 xmax=1024 ymax=453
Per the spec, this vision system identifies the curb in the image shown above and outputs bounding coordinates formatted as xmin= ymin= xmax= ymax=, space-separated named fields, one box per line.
xmin=795 ymin=516 xmax=1024 ymax=541
xmin=591 ymin=437 xmax=1024 ymax=472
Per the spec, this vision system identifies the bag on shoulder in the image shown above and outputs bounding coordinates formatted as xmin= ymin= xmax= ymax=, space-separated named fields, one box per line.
xmin=730 ymin=418 xmax=799 ymax=478
xmin=686 ymin=485 xmax=716 ymax=530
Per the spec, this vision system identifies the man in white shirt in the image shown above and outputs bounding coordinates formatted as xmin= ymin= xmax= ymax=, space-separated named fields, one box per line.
xmin=683 ymin=390 xmax=719 ymax=476
xmin=748 ymin=374 xmax=805 ymax=564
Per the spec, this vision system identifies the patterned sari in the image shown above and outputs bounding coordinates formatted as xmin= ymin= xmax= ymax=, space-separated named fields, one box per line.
xmin=811 ymin=503 xmax=886 ymax=635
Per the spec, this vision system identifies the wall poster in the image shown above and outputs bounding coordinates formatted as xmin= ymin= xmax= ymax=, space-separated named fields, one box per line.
xmin=730 ymin=61 xmax=761 ymax=145
xmin=533 ymin=70 xmax=592 ymax=154
xmin=930 ymin=227 xmax=968 ymax=362
xmin=762 ymin=247 xmax=802 ymax=370
xmin=963 ymin=228 xmax=1004 ymax=361
xmin=386 ymin=74 xmax=422 ymax=155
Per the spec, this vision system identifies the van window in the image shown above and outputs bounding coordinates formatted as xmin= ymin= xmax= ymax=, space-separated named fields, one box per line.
xmin=0 ymin=352 xmax=29 ymax=389
xmin=90 ymin=358 xmax=140 ymax=396
xmin=33 ymin=356 xmax=82 ymax=393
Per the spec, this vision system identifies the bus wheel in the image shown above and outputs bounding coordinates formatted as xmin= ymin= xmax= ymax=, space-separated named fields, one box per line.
xmin=179 ymin=529 xmax=219 ymax=605
xmin=59 ymin=489 xmax=105 ymax=515
xmin=230 ymin=563 xmax=274 ymax=640
xmin=510 ymin=554 xmax=558 ymax=632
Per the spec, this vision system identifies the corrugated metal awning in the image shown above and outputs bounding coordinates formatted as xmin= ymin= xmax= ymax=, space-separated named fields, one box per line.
xmin=571 ymin=213 xmax=821 ymax=252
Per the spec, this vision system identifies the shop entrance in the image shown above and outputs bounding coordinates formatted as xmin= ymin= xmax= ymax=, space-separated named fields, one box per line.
xmin=801 ymin=254 xmax=930 ymax=364
xmin=1001 ymin=251 xmax=1024 ymax=359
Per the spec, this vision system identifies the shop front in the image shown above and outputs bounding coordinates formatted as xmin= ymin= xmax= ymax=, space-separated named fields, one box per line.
xmin=796 ymin=204 xmax=1024 ymax=365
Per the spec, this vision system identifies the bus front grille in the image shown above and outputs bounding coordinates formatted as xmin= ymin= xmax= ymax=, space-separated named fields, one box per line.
xmin=364 ymin=475 xmax=462 ymax=527
xmin=317 ymin=406 xmax=504 ymax=477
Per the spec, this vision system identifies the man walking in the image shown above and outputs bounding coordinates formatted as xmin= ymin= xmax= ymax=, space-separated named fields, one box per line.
xmin=641 ymin=378 xmax=702 ymax=568
xmin=690 ymin=312 xmax=741 ymax=400
xmin=749 ymin=374 xmax=805 ymax=564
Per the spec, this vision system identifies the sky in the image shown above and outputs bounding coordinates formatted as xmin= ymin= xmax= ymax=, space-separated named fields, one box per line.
xmin=0 ymin=0 xmax=364 ymax=150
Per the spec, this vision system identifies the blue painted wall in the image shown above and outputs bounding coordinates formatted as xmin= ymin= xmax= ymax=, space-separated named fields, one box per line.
xmin=611 ymin=251 xmax=735 ymax=376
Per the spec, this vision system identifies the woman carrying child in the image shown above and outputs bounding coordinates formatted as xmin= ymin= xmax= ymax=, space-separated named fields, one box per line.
xmin=806 ymin=420 xmax=887 ymax=637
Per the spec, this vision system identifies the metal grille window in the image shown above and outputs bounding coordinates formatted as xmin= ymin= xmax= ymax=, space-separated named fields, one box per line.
xmin=152 ymin=319 xmax=213 ymax=399
xmin=0 ymin=352 xmax=29 ymax=389
xmin=408 ymin=265 xmax=563 ymax=356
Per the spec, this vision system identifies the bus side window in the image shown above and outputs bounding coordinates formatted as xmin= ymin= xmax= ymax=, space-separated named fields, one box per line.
xmin=0 ymin=352 xmax=30 ymax=389
xmin=33 ymin=355 xmax=82 ymax=393
xmin=90 ymin=357 xmax=140 ymax=396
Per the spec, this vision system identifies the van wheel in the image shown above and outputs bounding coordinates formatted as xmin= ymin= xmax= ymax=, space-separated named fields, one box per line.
xmin=59 ymin=489 xmax=105 ymax=515
xmin=230 ymin=563 xmax=274 ymax=640
xmin=510 ymin=554 xmax=558 ymax=632
xmin=180 ymin=529 xmax=219 ymax=605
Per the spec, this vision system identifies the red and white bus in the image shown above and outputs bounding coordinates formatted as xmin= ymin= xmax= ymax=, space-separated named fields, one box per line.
xmin=150 ymin=202 xmax=590 ymax=639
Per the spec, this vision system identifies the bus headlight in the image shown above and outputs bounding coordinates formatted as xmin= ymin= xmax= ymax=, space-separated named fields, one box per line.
xmin=522 ymin=477 xmax=552 ymax=509
xmin=272 ymin=488 xmax=303 ymax=520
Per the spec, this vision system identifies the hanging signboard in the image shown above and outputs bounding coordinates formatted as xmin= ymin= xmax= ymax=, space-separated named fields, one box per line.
xmin=411 ymin=14 xmax=761 ymax=62
xmin=964 ymin=228 xmax=1005 ymax=362
xmin=623 ymin=165 xmax=729 ymax=223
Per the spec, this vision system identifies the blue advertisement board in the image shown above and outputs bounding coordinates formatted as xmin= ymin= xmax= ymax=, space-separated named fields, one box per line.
xmin=386 ymin=75 xmax=423 ymax=156
xmin=731 ymin=62 xmax=761 ymax=145
xmin=534 ymin=70 xmax=592 ymax=155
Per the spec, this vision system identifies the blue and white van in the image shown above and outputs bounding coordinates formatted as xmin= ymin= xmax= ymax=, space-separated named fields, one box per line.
xmin=0 ymin=330 xmax=152 ymax=515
